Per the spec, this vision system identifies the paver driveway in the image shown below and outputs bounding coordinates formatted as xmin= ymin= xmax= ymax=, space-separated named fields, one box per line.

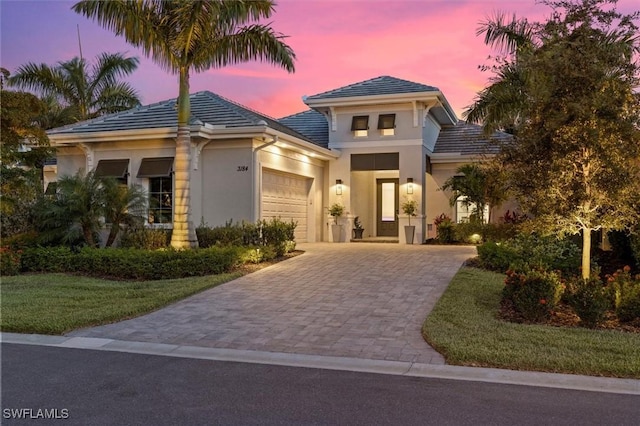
xmin=69 ymin=243 xmax=476 ymax=364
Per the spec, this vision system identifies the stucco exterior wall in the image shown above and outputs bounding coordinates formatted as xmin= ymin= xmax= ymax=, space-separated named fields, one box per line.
xmin=199 ymin=142 xmax=253 ymax=228
xmin=328 ymin=104 xmax=421 ymax=148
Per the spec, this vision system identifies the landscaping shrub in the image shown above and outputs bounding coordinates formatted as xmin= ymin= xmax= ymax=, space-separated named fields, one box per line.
xmin=477 ymin=242 xmax=517 ymax=272
xmin=197 ymin=218 xmax=296 ymax=256
xmin=502 ymin=268 xmax=563 ymax=322
xmin=261 ymin=218 xmax=296 ymax=256
xmin=0 ymin=247 xmax=22 ymax=276
xmin=434 ymin=213 xmax=455 ymax=243
xmin=21 ymin=246 xmax=78 ymax=273
xmin=2 ymin=231 xmax=40 ymax=250
xmin=196 ymin=220 xmax=244 ymax=247
xmin=565 ymin=274 xmax=611 ymax=328
xmin=608 ymin=266 xmax=640 ymax=322
xmin=454 ymin=220 xmax=484 ymax=243
xmin=20 ymin=246 xmax=241 ymax=280
xmin=239 ymin=245 xmax=277 ymax=264
xmin=477 ymin=233 xmax=580 ymax=275
xmin=120 ymin=228 xmax=171 ymax=250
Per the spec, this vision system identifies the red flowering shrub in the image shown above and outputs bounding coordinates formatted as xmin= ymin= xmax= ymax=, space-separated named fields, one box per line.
xmin=502 ymin=267 xmax=563 ymax=322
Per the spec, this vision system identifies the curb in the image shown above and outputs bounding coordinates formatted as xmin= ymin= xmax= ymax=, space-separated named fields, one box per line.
xmin=2 ymin=332 xmax=639 ymax=395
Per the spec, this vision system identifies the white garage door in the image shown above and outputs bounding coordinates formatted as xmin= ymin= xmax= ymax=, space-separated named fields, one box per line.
xmin=262 ymin=169 xmax=309 ymax=242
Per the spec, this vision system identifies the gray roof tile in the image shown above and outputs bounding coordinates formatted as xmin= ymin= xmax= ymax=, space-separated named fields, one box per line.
xmin=434 ymin=121 xmax=512 ymax=155
xmin=47 ymin=91 xmax=321 ymax=147
xmin=305 ymin=76 xmax=439 ymax=101
xmin=278 ymin=110 xmax=329 ymax=148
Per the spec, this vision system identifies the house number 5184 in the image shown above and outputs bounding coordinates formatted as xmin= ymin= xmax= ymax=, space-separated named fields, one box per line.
xmin=237 ymin=166 xmax=249 ymax=172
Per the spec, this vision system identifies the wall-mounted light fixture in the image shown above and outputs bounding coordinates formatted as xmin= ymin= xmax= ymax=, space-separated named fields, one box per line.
xmin=336 ymin=179 xmax=343 ymax=195
xmin=407 ymin=177 xmax=413 ymax=194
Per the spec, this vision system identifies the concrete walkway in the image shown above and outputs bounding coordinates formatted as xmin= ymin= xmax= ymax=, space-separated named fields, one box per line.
xmin=68 ymin=243 xmax=476 ymax=365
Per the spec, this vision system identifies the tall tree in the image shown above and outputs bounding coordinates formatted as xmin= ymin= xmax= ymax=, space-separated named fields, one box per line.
xmin=73 ymin=0 xmax=296 ymax=249
xmin=0 ymin=89 xmax=54 ymax=237
xmin=466 ymin=0 xmax=640 ymax=279
xmin=8 ymin=52 xmax=141 ymax=125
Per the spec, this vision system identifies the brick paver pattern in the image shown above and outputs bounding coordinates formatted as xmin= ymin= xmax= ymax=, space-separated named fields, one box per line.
xmin=69 ymin=243 xmax=476 ymax=365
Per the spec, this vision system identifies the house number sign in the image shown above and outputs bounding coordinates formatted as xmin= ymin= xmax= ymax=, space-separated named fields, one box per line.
xmin=237 ymin=166 xmax=249 ymax=172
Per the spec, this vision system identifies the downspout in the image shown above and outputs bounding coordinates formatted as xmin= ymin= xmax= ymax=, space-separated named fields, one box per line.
xmin=252 ymin=136 xmax=278 ymax=221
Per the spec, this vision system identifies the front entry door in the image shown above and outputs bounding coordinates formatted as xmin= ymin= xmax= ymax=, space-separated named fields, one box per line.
xmin=376 ymin=178 xmax=399 ymax=236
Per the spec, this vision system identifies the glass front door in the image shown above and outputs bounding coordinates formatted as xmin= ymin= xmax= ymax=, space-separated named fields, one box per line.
xmin=376 ymin=178 xmax=399 ymax=236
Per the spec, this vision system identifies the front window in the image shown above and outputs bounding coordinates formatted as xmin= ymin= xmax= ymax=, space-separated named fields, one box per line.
xmin=351 ymin=115 xmax=369 ymax=137
xmin=378 ymin=114 xmax=396 ymax=136
xmin=149 ymin=177 xmax=172 ymax=224
xmin=456 ymin=196 xmax=489 ymax=223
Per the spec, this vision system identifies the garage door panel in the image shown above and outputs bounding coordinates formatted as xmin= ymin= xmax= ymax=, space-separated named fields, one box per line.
xmin=262 ymin=169 xmax=309 ymax=242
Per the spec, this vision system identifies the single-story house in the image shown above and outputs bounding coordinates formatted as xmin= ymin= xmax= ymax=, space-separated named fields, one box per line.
xmin=47 ymin=75 xmax=512 ymax=243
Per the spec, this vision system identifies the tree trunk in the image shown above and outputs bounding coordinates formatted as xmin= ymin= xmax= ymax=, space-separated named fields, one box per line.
xmin=105 ymin=223 xmax=119 ymax=247
xmin=582 ymin=227 xmax=591 ymax=280
xmin=170 ymin=68 xmax=197 ymax=249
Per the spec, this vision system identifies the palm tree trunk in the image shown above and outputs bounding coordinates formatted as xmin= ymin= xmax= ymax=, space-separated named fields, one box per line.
xmin=105 ymin=224 xmax=119 ymax=247
xmin=170 ymin=68 xmax=197 ymax=248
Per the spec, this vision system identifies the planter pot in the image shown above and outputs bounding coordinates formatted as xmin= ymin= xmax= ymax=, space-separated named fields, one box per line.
xmin=353 ymin=228 xmax=364 ymax=239
xmin=331 ymin=224 xmax=343 ymax=242
xmin=404 ymin=225 xmax=415 ymax=244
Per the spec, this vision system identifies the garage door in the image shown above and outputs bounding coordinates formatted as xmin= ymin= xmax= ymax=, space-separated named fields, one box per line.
xmin=262 ymin=169 xmax=309 ymax=242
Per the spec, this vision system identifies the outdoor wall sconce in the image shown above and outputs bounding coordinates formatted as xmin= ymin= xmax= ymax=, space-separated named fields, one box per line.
xmin=336 ymin=179 xmax=343 ymax=195
xmin=407 ymin=177 xmax=413 ymax=194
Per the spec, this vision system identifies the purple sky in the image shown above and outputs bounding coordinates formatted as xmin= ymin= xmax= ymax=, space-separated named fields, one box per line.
xmin=2 ymin=0 xmax=638 ymax=119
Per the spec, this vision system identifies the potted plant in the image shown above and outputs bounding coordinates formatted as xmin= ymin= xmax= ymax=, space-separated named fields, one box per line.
xmin=352 ymin=216 xmax=364 ymax=240
xmin=328 ymin=203 xmax=344 ymax=242
xmin=401 ymin=199 xmax=418 ymax=244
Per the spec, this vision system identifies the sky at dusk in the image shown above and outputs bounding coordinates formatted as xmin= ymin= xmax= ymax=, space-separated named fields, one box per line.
xmin=2 ymin=0 xmax=638 ymax=120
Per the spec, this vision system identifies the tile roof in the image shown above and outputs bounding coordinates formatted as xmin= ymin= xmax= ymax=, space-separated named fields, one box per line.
xmin=305 ymin=76 xmax=439 ymax=101
xmin=48 ymin=91 xmax=320 ymax=146
xmin=278 ymin=110 xmax=329 ymax=148
xmin=434 ymin=121 xmax=512 ymax=155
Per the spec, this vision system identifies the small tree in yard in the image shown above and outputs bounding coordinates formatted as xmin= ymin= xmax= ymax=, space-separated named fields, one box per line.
xmin=466 ymin=0 xmax=640 ymax=279
xmin=441 ymin=163 xmax=508 ymax=223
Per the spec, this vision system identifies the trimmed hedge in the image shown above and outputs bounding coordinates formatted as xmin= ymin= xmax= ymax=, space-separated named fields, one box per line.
xmin=20 ymin=246 xmax=242 ymax=280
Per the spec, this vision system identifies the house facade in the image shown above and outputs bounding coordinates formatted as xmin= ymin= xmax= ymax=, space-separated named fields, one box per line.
xmin=47 ymin=76 xmax=511 ymax=244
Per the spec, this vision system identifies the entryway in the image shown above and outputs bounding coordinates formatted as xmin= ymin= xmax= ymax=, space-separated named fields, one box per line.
xmin=376 ymin=178 xmax=399 ymax=237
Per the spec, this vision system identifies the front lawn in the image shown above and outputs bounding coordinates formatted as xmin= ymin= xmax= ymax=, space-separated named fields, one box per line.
xmin=423 ymin=267 xmax=640 ymax=378
xmin=0 ymin=272 xmax=241 ymax=335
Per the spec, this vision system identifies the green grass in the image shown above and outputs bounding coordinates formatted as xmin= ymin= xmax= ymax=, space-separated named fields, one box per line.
xmin=423 ymin=267 xmax=640 ymax=378
xmin=1 ymin=272 xmax=241 ymax=335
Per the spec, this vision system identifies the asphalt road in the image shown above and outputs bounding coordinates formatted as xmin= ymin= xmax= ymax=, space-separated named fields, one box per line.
xmin=2 ymin=343 xmax=638 ymax=425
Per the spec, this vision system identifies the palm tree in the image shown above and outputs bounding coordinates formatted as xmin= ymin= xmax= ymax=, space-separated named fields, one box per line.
xmin=463 ymin=12 xmax=536 ymax=134
xmin=102 ymin=178 xmax=148 ymax=247
xmin=73 ymin=0 xmax=296 ymax=249
xmin=8 ymin=52 xmax=141 ymax=124
xmin=441 ymin=163 xmax=507 ymax=223
xmin=37 ymin=170 xmax=105 ymax=247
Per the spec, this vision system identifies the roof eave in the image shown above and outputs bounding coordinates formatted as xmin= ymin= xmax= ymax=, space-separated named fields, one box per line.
xmin=429 ymin=152 xmax=495 ymax=163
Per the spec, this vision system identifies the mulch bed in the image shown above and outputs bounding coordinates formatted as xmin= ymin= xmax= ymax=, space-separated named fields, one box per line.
xmin=499 ymin=300 xmax=640 ymax=333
